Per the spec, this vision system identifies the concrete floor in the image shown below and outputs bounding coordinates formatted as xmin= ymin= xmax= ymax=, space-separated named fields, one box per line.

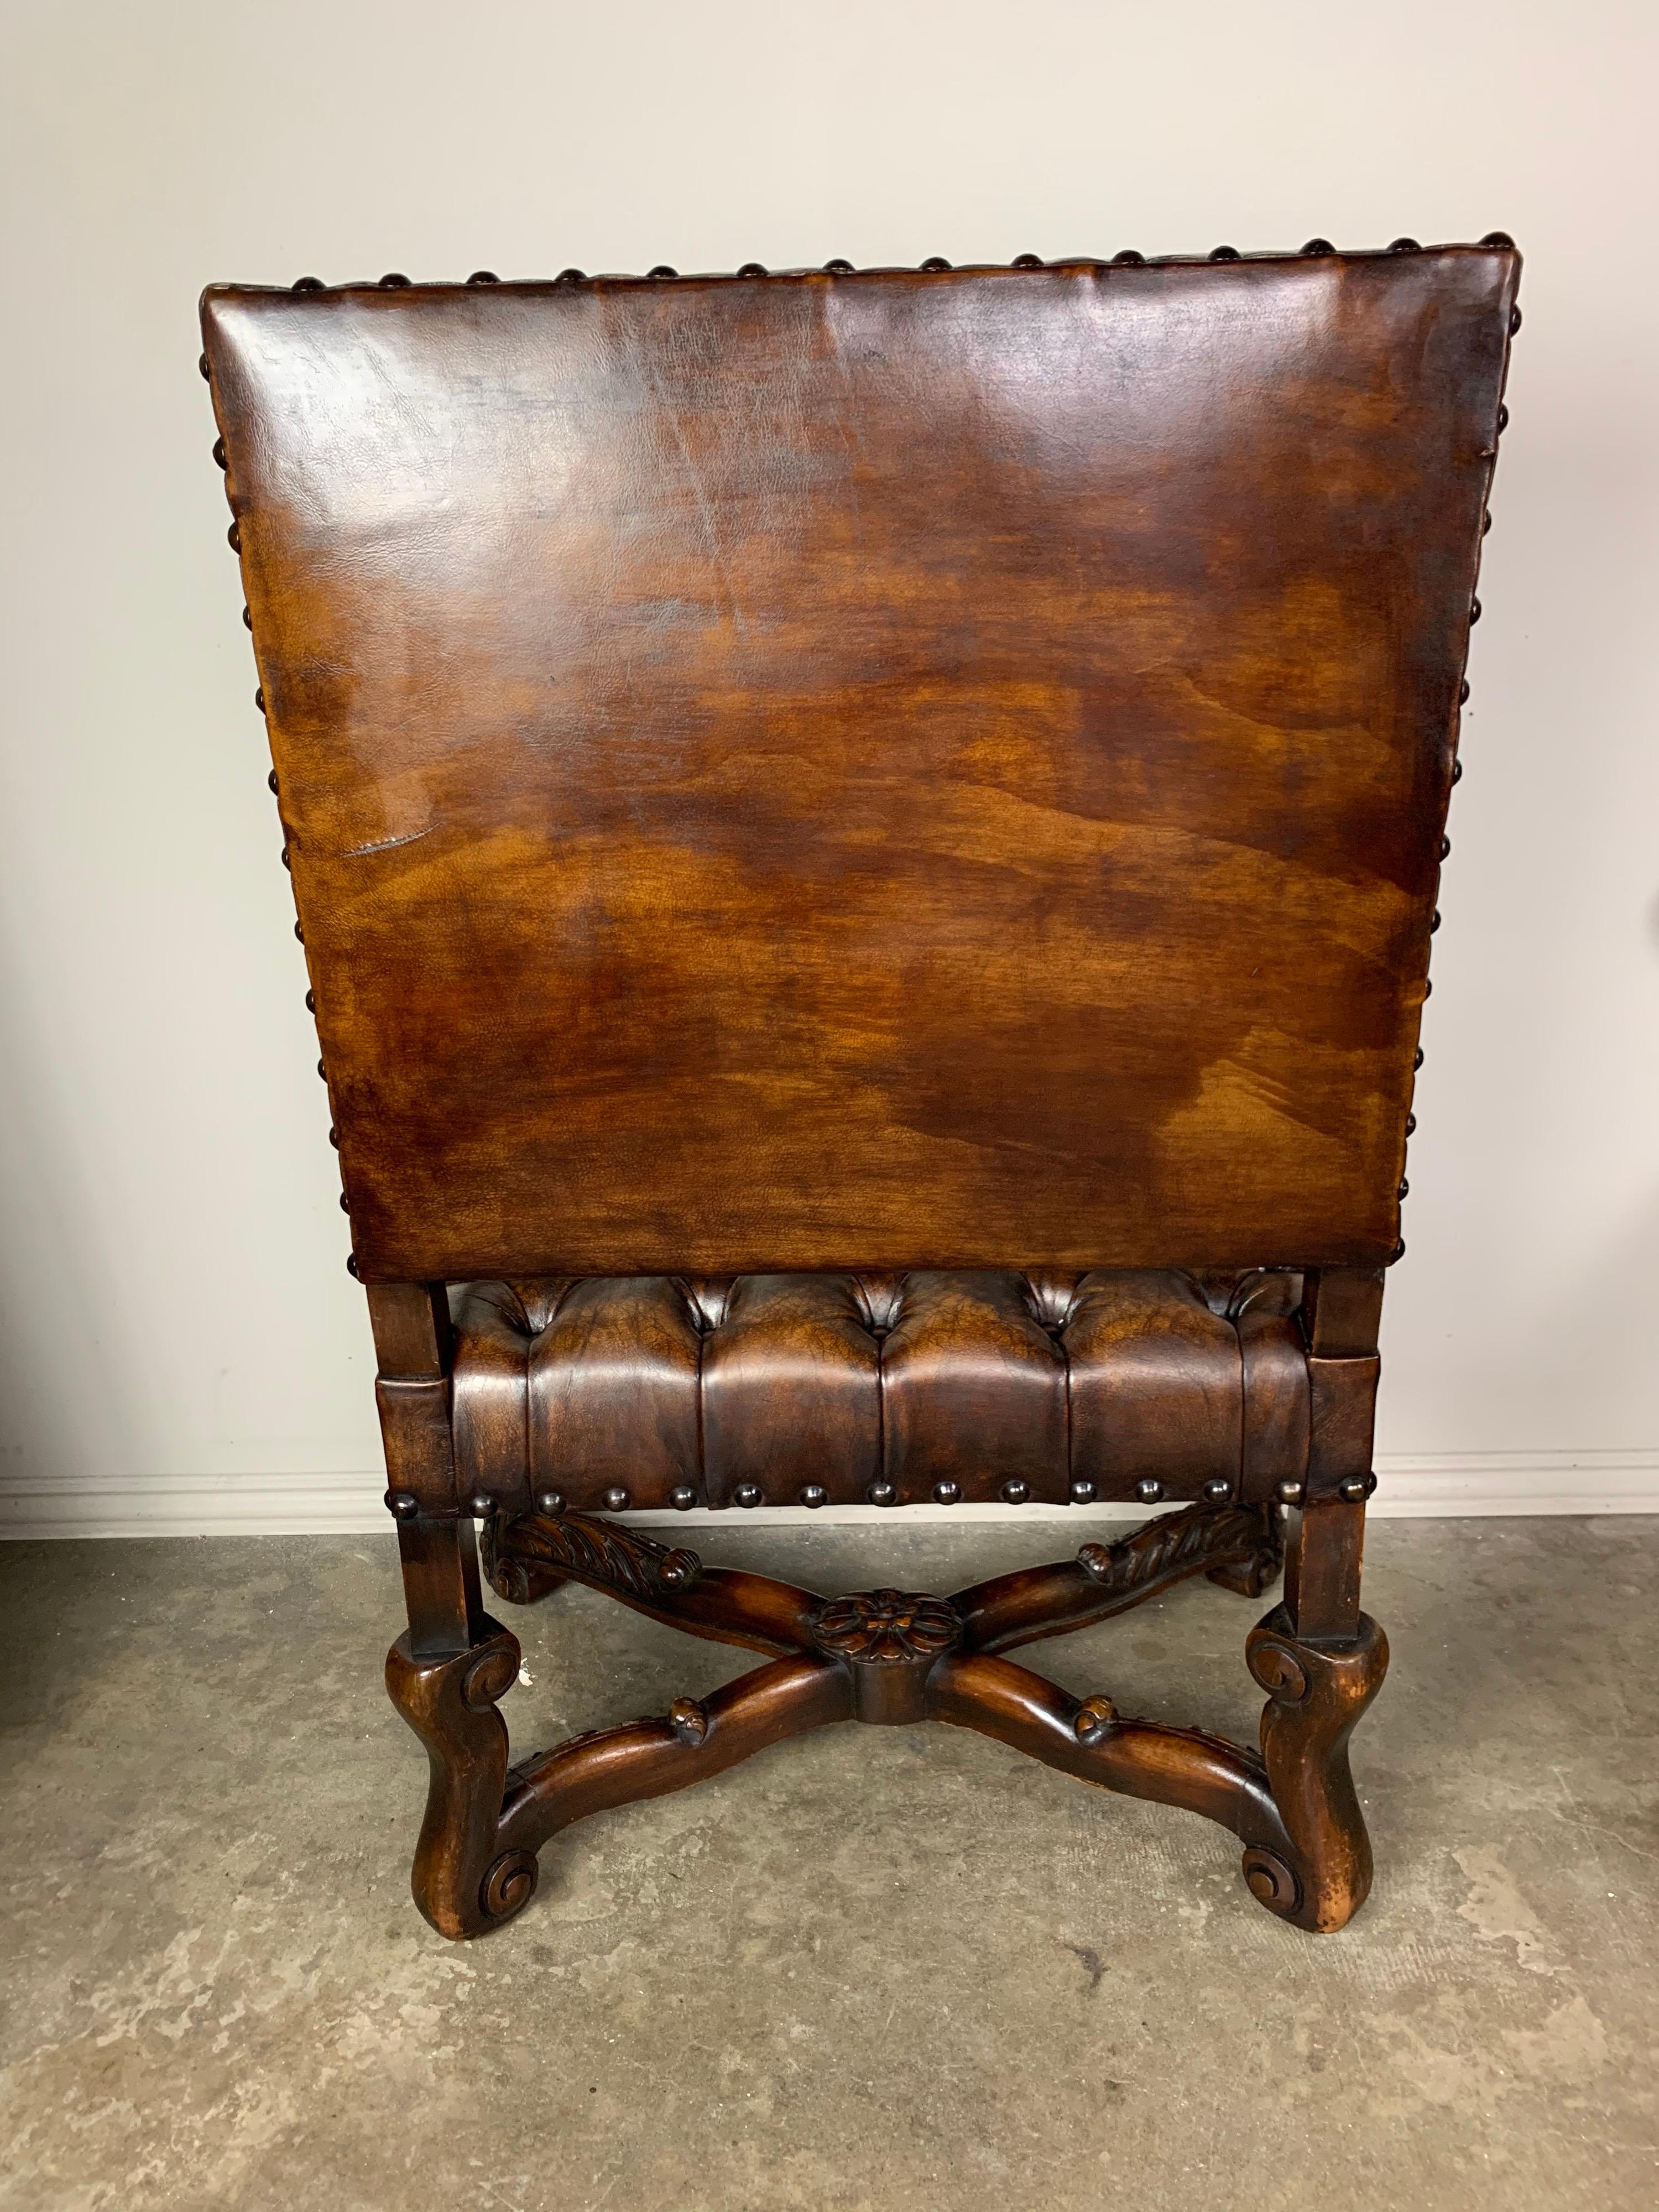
xmin=1 ymin=1519 xmax=1655 ymax=2212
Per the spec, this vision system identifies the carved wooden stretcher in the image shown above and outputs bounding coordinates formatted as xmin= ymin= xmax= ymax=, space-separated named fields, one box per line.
xmin=384 ymin=1490 xmax=1383 ymax=1938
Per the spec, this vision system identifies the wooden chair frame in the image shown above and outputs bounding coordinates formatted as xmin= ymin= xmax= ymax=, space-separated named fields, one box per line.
xmin=374 ymin=1267 xmax=1386 ymax=1940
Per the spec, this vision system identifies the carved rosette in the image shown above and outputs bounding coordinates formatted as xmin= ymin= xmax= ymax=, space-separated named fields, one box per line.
xmin=812 ymin=1589 xmax=962 ymax=1665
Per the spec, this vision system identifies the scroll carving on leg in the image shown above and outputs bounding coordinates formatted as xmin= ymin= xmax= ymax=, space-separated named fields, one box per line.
xmin=1243 ymin=1605 xmax=1389 ymax=1932
xmin=384 ymin=1618 xmax=531 ymax=1940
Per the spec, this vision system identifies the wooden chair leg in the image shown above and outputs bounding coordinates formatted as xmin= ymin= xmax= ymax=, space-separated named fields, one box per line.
xmin=1240 ymin=1498 xmax=1389 ymax=1931
xmin=381 ymin=1507 xmax=534 ymax=1937
xmin=385 ymin=1616 xmax=530 ymax=1938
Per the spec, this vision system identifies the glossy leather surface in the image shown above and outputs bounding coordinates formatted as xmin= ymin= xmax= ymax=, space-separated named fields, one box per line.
xmin=450 ymin=1267 xmax=1312 ymax=1511
xmin=202 ymin=251 xmax=1518 ymax=1284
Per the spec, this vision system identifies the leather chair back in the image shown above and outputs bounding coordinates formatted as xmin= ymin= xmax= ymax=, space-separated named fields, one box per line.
xmin=202 ymin=248 xmax=1518 ymax=1284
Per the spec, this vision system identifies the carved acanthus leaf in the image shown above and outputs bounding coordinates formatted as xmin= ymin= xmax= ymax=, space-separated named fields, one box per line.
xmin=498 ymin=1510 xmax=703 ymax=1600
xmin=1076 ymin=1503 xmax=1271 ymax=1597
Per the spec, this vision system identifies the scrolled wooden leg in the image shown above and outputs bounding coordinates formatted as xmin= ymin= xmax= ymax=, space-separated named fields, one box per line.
xmin=1243 ymin=1603 xmax=1389 ymax=1932
xmin=384 ymin=1619 xmax=526 ymax=1939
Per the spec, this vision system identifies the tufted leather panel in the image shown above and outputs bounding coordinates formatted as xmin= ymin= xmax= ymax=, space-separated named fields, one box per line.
xmin=450 ymin=1269 xmax=1311 ymax=1513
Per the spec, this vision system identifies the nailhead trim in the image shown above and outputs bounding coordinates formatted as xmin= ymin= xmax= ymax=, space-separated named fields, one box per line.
xmin=209 ymin=239 xmax=1520 ymax=298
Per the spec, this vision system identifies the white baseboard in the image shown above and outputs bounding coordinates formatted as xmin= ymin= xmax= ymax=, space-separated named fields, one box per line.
xmin=1 ymin=1451 xmax=1655 ymax=1541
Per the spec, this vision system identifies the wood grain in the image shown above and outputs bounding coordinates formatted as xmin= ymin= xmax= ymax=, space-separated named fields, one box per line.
xmin=202 ymin=250 xmax=1517 ymax=1281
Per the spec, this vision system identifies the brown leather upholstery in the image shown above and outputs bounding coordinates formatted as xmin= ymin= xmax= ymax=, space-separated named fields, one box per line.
xmin=201 ymin=249 xmax=1513 ymax=1547
xmin=202 ymin=248 xmax=1517 ymax=1287
xmin=450 ymin=1268 xmax=1310 ymax=1512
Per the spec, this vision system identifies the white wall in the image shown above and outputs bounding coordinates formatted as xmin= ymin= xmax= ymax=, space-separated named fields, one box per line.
xmin=2 ymin=0 xmax=1656 ymax=1535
